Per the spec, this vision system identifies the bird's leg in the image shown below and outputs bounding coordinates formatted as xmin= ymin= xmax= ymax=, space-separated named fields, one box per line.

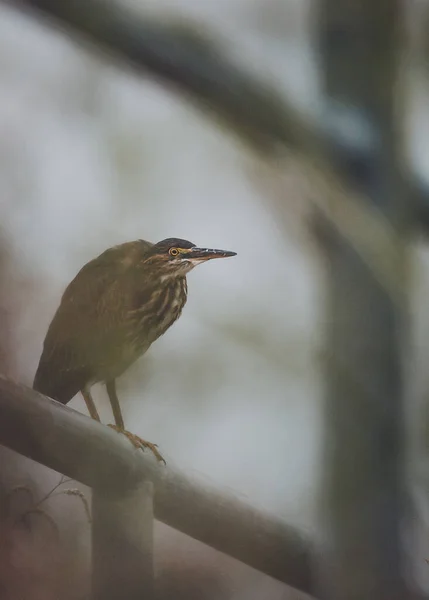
xmin=106 ymin=378 xmax=125 ymax=429
xmin=105 ymin=379 xmax=165 ymax=465
xmin=81 ymin=388 xmax=101 ymax=421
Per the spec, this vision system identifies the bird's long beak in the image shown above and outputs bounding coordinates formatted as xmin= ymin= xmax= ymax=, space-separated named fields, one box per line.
xmin=185 ymin=247 xmax=237 ymax=261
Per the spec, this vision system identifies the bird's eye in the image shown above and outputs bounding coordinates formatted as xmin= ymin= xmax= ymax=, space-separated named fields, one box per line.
xmin=169 ymin=248 xmax=179 ymax=256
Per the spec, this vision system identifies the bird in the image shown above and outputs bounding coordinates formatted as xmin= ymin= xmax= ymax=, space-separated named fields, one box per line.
xmin=33 ymin=237 xmax=236 ymax=463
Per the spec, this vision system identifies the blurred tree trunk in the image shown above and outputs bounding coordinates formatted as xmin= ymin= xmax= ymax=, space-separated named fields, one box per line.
xmin=316 ymin=1 xmax=413 ymax=599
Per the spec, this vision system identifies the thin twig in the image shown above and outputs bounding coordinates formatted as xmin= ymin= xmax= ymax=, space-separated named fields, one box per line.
xmin=49 ymin=488 xmax=92 ymax=523
xmin=31 ymin=475 xmax=72 ymax=511
xmin=20 ymin=508 xmax=60 ymax=539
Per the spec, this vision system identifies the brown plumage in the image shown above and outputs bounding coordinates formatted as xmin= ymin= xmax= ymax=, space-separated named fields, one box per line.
xmin=33 ymin=237 xmax=236 ymax=462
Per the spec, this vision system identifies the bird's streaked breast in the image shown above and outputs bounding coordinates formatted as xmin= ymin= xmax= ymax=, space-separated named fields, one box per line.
xmin=129 ymin=277 xmax=188 ymax=353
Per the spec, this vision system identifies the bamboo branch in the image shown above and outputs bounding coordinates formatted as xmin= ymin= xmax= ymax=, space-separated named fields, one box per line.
xmin=0 ymin=375 xmax=313 ymax=593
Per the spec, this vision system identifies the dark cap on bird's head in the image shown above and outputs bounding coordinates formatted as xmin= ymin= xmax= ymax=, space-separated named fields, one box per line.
xmin=145 ymin=237 xmax=236 ymax=275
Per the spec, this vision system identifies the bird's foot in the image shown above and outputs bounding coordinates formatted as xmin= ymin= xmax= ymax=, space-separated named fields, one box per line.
xmin=108 ymin=424 xmax=166 ymax=465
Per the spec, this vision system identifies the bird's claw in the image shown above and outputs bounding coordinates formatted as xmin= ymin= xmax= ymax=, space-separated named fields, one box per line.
xmin=108 ymin=424 xmax=166 ymax=465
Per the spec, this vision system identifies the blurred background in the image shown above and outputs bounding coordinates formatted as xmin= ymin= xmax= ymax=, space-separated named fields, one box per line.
xmin=1 ymin=0 xmax=429 ymax=598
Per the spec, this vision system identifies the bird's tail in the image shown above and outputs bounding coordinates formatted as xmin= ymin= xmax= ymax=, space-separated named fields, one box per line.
xmin=33 ymin=361 xmax=86 ymax=405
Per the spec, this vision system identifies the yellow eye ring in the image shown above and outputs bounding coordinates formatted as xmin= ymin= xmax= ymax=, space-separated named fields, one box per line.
xmin=169 ymin=248 xmax=179 ymax=256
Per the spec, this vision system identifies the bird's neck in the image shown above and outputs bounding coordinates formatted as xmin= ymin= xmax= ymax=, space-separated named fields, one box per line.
xmin=142 ymin=275 xmax=188 ymax=342
xmin=156 ymin=273 xmax=187 ymax=291
xmin=158 ymin=270 xmax=188 ymax=284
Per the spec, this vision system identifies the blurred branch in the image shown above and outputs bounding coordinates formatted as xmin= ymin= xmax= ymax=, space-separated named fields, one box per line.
xmin=2 ymin=0 xmax=427 ymax=301
xmin=315 ymin=2 xmax=412 ymax=599
xmin=0 ymin=375 xmax=314 ymax=594
xmin=7 ymin=0 xmax=307 ymax=153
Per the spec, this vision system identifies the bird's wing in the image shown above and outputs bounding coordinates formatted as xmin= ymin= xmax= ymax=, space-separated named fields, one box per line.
xmin=33 ymin=240 xmax=153 ymax=403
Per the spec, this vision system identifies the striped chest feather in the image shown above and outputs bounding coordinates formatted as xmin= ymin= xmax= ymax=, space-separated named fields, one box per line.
xmin=129 ymin=277 xmax=188 ymax=351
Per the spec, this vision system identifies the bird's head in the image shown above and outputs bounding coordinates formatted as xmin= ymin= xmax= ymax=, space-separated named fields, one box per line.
xmin=144 ymin=238 xmax=236 ymax=278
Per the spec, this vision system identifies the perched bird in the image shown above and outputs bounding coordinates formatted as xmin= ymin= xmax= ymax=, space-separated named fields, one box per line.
xmin=33 ymin=238 xmax=236 ymax=463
